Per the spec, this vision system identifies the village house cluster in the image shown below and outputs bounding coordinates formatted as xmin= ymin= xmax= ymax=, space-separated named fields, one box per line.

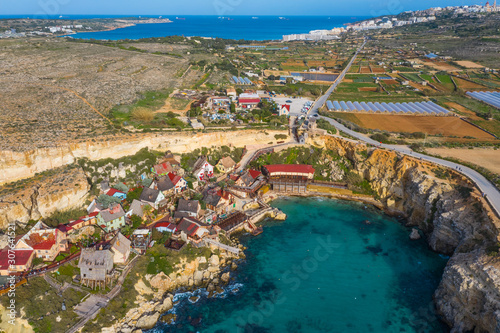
xmin=0 ymin=148 xmax=317 ymax=291
xmin=346 ymin=3 xmax=499 ymax=32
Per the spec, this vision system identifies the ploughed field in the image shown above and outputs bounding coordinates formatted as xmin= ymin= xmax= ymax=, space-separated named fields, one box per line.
xmin=332 ymin=112 xmax=495 ymax=139
xmin=427 ymin=148 xmax=500 ymax=174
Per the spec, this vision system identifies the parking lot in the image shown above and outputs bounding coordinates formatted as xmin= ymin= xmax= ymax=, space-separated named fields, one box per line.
xmin=272 ymin=97 xmax=314 ymax=116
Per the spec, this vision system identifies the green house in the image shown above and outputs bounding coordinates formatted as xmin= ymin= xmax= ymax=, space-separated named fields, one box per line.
xmin=97 ymin=204 xmax=126 ymax=233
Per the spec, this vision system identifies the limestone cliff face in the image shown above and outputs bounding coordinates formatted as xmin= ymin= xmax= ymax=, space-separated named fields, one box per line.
xmin=322 ymin=136 xmax=500 ymax=332
xmin=323 ymin=136 xmax=498 ymax=254
xmin=0 ymin=130 xmax=285 ymax=185
xmin=0 ymin=168 xmax=90 ymax=229
xmin=434 ymin=251 xmax=500 ymax=333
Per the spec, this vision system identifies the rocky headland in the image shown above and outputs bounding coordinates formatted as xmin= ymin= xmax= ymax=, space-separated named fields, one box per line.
xmin=105 ymin=245 xmax=244 ymax=333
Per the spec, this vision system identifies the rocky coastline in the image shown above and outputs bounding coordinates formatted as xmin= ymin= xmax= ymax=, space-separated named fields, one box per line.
xmin=2 ymin=134 xmax=499 ymax=332
xmin=105 ymin=246 xmax=246 ymax=333
xmin=318 ymin=136 xmax=500 ymax=332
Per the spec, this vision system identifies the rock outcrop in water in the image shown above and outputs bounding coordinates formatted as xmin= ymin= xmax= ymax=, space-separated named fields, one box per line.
xmin=108 ymin=248 xmax=242 ymax=332
xmin=321 ymin=135 xmax=500 ymax=333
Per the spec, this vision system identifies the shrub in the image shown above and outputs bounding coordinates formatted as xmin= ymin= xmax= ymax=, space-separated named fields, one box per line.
xmin=96 ymin=194 xmax=121 ymax=208
xmin=113 ymin=183 xmax=129 ymax=192
xmin=370 ymin=133 xmax=389 ymax=143
xmin=131 ymin=107 xmax=154 ymax=122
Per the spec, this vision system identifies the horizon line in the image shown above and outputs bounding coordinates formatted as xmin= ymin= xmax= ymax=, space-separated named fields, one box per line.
xmin=0 ymin=14 xmax=374 ymax=18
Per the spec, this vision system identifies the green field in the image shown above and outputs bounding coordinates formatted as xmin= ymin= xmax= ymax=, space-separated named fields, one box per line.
xmin=400 ymin=73 xmax=422 ymax=82
xmin=420 ymin=74 xmax=435 ymax=82
xmin=436 ymin=75 xmax=453 ymax=84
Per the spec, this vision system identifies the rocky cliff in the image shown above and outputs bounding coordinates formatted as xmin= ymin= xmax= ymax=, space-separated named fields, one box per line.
xmin=0 ymin=130 xmax=286 ymax=185
xmin=321 ymin=136 xmax=500 ymax=333
xmin=108 ymin=248 xmax=242 ymax=332
xmin=0 ymin=167 xmax=90 ymax=230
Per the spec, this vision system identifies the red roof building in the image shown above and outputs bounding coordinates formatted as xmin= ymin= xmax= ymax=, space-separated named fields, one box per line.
xmin=154 ymin=222 xmax=177 ymax=233
xmin=238 ymin=93 xmax=261 ymax=109
xmin=153 ymin=162 xmax=174 ymax=175
xmin=168 ymin=172 xmax=182 ymax=185
xmin=249 ymin=169 xmax=262 ymax=179
xmin=0 ymin=249 xmax=34 ymax=275
xmin=15 ymin=221 xmax=68 ymax=262
xmin=106 ymin=188 xmax=126 ymax=198
xmin=263 ymin=164 xmax=315 ymax=179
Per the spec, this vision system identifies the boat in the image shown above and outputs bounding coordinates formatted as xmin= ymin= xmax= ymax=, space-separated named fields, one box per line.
xmin=176 ymin=17 xmax=186 ymax=20
xmin=252 ymin=17 xmax=259 ymax=19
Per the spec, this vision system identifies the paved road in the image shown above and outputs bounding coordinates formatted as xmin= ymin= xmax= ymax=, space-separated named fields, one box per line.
xmin=319 ymin=116 xmax=500 ymax=218
xmin=309 ymin=39 xmax=367 ymax=115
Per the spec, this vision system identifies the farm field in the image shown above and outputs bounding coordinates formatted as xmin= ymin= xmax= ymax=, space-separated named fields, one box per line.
xmin=330 ymin=112 xmax=496 ymax=139
xmin=454 ymin=77 xmax=488 ymax=91
xmin=455 ymin=61 xmax=484 ymax=69
xmin=427 ymin=148 xmax=500 ymax=174
xmin=423 ymin=61 xmax=458 ymax=72
xmin=443 ymin=100 xmax=500 ymax=137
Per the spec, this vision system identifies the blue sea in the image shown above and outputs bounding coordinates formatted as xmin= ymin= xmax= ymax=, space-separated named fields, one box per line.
xmin=0 ymin=15 xmax=368 ymax=40
xmin=148 ymin=197 xmax=449 ymax=333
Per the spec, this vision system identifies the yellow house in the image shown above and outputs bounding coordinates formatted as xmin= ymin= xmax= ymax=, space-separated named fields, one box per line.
xmin=216 ymin=156 xmax=236 ymax=173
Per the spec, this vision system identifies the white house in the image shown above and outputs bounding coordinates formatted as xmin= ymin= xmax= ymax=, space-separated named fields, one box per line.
xmin=192 ymin=157 xmax=214 ymax=181
xmin=139 ymin=188 xmax=166 ymax=210
xmin=279 ymin=104 xmax=291 ymax=116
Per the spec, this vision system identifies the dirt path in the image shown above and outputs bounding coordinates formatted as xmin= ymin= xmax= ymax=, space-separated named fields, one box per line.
xmin=427 ymin=148 xmax=500 ymax=174
xmin=154 ymin=90 xmax=193 ymax=116
xmin=33 ymin=83 xmax=112 ymax=124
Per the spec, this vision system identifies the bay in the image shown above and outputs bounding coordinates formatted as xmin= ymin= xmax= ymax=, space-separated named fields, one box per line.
xmin=149 ymin=197 xmax=449 ymax=333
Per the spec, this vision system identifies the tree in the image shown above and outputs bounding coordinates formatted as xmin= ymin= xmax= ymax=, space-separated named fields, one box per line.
xmin=127 ymin=187 xmax=143 ymax=202
xmin=230 ymin=103 xmax=236 ymax=113
xmin=142 ymin=178 xmax=153 ymax=187
xmin=370 ymin=133 xmax=389 ymax=143
xmin=113 ymin=183 xmax=129 ymax=192
xmin=130 ymin=215 xmax=143 ymax=229
xmin=96 ymin=194 xmax=121 ymax=208
xmin=151 ymin=229 xmax=164 ymax=241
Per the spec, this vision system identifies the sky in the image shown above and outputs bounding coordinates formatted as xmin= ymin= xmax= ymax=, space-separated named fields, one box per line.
xmin=1 ymin=0 xmax=485 ymax=17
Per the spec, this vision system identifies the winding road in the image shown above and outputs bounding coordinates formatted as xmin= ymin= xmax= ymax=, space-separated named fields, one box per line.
xmin=319 ymin=116 xmax=500 ymax=218
xmin=305 ymin=37 xmax=500 ymax=218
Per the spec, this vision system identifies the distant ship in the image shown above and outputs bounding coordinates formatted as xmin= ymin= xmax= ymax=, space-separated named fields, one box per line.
xmin=279 ymin=17 xmax=288 ymax=20
xmin=176 ymin=17 xmax=186 ymax=20
xmin=252 ymin=17 xmax=259 ymax=19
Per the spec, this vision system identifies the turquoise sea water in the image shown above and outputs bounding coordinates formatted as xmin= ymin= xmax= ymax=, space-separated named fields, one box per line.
xmin=62 ymin=16 xmax=369 ymax=40
xmin=149 ymin=197 xmax=449 ymax=333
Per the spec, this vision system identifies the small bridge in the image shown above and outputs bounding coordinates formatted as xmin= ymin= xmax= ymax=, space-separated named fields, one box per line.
xmin=205 ymin=238 xmax=240 ymax=255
